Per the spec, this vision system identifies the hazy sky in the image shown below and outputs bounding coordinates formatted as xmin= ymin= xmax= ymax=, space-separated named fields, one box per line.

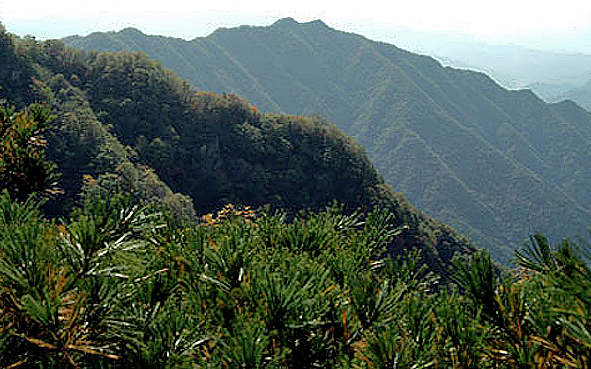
xmin=2 ymin=0 xmax=591 ymax=53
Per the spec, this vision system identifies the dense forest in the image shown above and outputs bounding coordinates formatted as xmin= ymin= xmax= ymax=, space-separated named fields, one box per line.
xmin=64 ymin=19 xmax=591 ymax=263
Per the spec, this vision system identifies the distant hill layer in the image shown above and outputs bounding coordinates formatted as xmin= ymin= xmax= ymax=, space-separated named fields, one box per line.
xmin=64 ymin=19 xmax=591 ymax=262
xmin=430 ymin=44 xmax=591 ymax=89
xmin=530 ymin=80 xmax=591 ymax=113
xmin=361 ymin=26 xmax=591 ymax=107
xmin=1 ymin=25 xmax=474 ymax=276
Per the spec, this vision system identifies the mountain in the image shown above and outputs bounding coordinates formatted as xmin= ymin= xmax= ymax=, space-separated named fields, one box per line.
xmin=362 ymin=25 xmax=591 ymax=100
xmin=526 ymin=82 xmax=577 ymax=103
xmin=0 ymin=25 xmax=475 ymax=276
xmin=526 ymin=80 xmax=591 ymax=113
xmin=369 ymin=27 xmax=591 ymax=111
xmin=419 ymin=42 xmax=591 ymax=90
xmin=560 ymin=80 xmax=591 ymax=112
xmin=64 ymin=19 xmax=591 ymax=263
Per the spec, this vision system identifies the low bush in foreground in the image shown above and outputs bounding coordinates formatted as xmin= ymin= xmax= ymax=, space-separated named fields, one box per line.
xmin=1 ymin=191 xmax=590 ymax=368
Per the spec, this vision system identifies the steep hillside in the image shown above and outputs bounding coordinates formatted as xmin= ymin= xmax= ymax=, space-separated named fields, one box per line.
xmin=0 ymin=25 xmax=474 ymax=276
xmin=64 ymin=19 xmax=591 ymax=262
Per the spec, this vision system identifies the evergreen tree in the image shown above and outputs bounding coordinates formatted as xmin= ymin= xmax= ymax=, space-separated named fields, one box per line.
xmin=0 ymin=102 xmax=59 ymax=200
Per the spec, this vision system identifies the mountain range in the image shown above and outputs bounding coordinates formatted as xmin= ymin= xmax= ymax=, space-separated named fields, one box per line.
xmin=431 ymin=46 xmax=591 ymax=111
xmin=63 ymin=18 xmax=591 ymax=263
xmin=0 ymin=23 xmax=474 ymax=276
xmin=357 ymin=25 xmax=591 ymax=109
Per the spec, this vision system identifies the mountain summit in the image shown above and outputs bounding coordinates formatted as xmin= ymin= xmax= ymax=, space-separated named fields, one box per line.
xmin=64 ymin=19 xmax=591 ymax=262
xmin=271 ymin=18 xmax=330 ymax=28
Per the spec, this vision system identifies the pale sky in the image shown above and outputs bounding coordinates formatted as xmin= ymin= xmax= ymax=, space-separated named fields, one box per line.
xmin=2 ymin=0 xmax=591 ymax=53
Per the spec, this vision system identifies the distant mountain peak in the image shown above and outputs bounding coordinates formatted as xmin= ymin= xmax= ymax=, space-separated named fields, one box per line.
xmin=307 ymin=19 xmax=330 ymax=28
xmin=63 ymin=27 xmax=146 ymax=43
xmin=119 ymin=27 xmax=145 ymax=36
xmin=271 ymin=17 xmax=330 ymax=30
xmin=207 ymin=18 xmax=332 ymax=39
xmin=272 ymin=17 xmax=298 ymax=26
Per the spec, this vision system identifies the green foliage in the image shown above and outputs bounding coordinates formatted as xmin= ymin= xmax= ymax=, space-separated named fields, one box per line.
xmin=0 ymin=189 xmax=424 ymax=368
xmin=0 ymin=189 xmax=162 ymax=366
xmin=0 ymin=36 xmax=197 ymax=219
xmin=0 ymin=103 xmax=59 ymax=200
xmin=1 ymin=186 xmax=591 ymax=368
xmin=453 ymin=235 xmax=591 ymax=367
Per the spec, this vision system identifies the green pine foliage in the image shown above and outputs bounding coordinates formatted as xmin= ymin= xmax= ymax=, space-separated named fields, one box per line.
xmin=1 ymin=190 xmax=590 ymax=367
xmin=0 ymin=102 xmax=60 ymax=200
xmin=0 ymin=190 xmax=411 ymax=367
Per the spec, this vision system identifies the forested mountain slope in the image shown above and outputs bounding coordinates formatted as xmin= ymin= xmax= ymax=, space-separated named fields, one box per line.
xmin=0 ymin=24 xmax=474 ymax=275
xmin=65 ymin=18 xmax=591 ymax=262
